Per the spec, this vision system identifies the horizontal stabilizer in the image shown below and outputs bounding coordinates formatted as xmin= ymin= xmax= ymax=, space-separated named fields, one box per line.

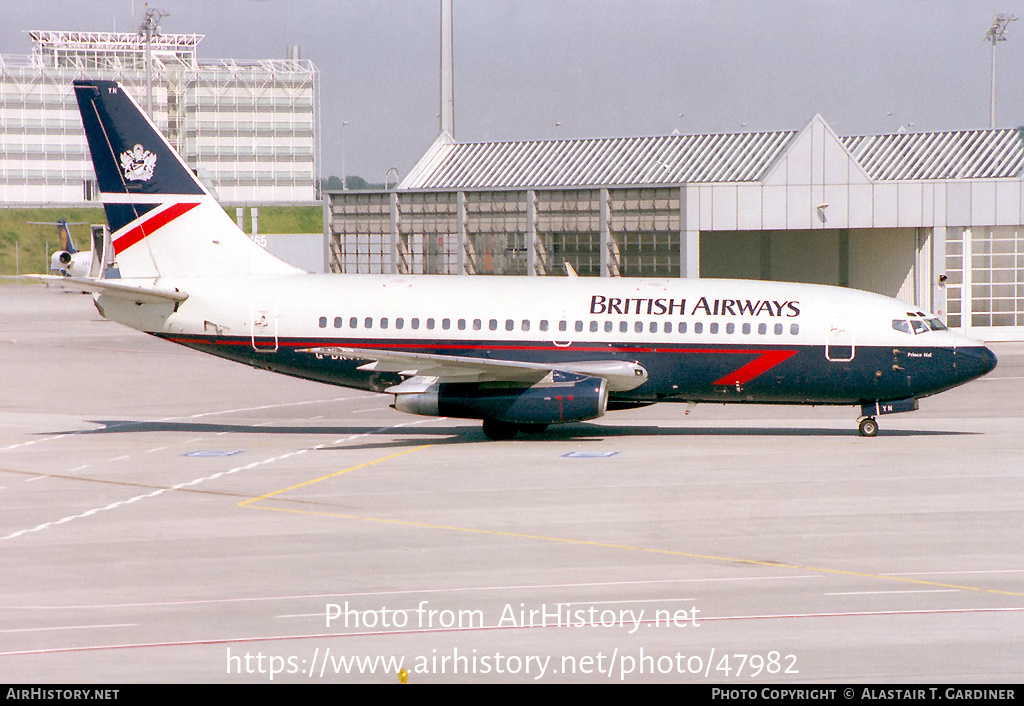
xmin=23 ymin=275 xmax=188 ymax=304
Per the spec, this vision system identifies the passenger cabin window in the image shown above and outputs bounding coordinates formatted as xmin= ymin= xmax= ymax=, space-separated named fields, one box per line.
xmin=540 ymin=320 xmax=549 ymax=332
xmin=318 ymin=317 xmax=327 ymax=328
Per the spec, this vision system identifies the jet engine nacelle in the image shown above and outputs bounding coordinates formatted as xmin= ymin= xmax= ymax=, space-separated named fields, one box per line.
xmin=394 ymin=372 xmax=609 ymax=425
xmin=50 ymin=250 xmax=93 ymax=278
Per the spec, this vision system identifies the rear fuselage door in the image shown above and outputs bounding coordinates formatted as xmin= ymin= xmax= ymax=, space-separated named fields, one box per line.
xmin=252 ymin=297 xmax=279 ymax=352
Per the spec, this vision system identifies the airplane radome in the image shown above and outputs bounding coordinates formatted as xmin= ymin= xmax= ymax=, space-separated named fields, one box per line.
xmin=55 ymin=80 xmax=996 ymax=440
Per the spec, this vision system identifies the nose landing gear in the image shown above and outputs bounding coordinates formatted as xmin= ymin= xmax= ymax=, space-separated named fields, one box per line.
xmin=858 ymin=416 xmax=879 ymax=437
xmin=857 ymin=398 xmax=918 ymax=437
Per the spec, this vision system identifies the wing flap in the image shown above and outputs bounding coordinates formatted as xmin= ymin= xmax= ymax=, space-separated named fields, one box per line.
xmin=302 ymin=346 xmax=648 ymax=391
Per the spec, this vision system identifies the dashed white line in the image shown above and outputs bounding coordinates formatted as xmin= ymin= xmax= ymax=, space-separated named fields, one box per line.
xmin=1 ymin=417 xmax=434 ymax=542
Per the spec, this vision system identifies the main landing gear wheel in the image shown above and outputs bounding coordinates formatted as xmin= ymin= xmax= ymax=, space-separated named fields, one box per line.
xmin=858 ymin=417 xmax=879 ymax=437
xmin=482 ymin=418 xmax=519 ymax=441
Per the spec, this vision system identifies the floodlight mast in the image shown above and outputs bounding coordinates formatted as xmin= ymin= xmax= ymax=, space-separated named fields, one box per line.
xmin=138 ymin=6 xmax=170 ymax=117
xmin=986 ymin=13 xmax=1017 ymax=129
xmin=440 ymin=0 xmax=454 ymax=138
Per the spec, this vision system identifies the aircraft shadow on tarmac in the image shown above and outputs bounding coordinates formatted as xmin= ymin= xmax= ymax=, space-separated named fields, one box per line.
xmin=44 ymin=419 xmax=974 ymax=451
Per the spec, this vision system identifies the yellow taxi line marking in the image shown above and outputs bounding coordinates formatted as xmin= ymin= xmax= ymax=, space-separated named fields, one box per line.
xmin=239 ymin=444 xmax=1024 ymax=600
xmin=237 ymin=445 xmax=431 ymax=508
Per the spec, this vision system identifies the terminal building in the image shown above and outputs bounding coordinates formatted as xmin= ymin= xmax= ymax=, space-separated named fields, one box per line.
xmin=0 ymin=30 xmax=319 ymax=204
xmin=326 ymin=116 xmax=1024 ymax=340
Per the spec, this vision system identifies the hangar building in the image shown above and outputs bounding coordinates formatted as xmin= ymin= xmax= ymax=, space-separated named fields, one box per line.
xmin=0 ymin=30 xmax=318 ymax=204
xmin=326 ymin=116 xmax=1024 ymax=340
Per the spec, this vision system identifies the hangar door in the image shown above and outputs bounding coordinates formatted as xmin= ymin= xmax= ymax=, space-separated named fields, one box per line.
xmin=700 ymin=228 xmax=920 ymax=305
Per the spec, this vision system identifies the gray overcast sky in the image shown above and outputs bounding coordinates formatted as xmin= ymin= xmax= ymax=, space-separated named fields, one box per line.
xmin=4 ymin=1 xmax=1023 ymax=183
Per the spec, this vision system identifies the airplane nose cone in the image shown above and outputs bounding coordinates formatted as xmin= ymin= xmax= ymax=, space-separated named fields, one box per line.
xmin=958 ymin=345 xmax=998 ymax=381
xmin=981 ymin=346 xmax=998 ymax=375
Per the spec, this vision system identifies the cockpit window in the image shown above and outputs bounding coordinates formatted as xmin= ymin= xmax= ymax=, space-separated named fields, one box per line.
xmin=893 ymin=317 xmax=948 ymax=334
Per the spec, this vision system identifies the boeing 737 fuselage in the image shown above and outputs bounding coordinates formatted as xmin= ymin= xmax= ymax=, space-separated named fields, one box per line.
xmin=62 ymin=80 xmax=997 ymax=439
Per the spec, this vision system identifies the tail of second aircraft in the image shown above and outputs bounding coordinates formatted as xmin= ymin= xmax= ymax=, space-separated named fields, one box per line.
xmin=73 ymin=80 xmax=301 ymax=279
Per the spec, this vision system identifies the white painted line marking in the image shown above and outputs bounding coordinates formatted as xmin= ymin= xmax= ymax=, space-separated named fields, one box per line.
xmin=0 ymin=623 xmax=137 ymax=634
xmin=1 ymin=418 xmax=433 ymax=542
xmin=824 ymin=589 xmax=961 ymax=596
xmin=881 ymin=569 xmax=1024 ymax=576
xmin=8 ymin=575 xmax=824 ymax=610
xmin=0 ymin=395 xmax=363 ymax=452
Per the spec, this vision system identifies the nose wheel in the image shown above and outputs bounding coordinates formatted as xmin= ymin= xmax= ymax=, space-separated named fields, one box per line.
xmin=858 ymin=416 xmax=879 ymax=437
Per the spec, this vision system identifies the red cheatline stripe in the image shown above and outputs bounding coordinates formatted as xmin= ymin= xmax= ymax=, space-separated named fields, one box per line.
xmin=713 ymin=350 xmax=798 ymax=386
xmin=159 ymin=333 xmax=799 ymax=386
xmin=112 ymin=202 xmax=201 ymax=255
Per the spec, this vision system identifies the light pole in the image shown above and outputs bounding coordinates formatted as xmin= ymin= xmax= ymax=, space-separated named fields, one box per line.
xmin=986 ymin=14 xmax=1017 ymax=129
xmin=138 ymin=6 xmax=169 ymax=117
xmin=341 ymin=121 xmax=349 ymax=190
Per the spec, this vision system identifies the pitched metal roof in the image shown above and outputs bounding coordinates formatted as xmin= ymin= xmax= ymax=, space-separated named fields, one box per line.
xmin=401 ymin=131 xmax=797 ymax=190
xmin=842 ymin=129 xmax=1024 ymax=180
xmin=400 ymin=121 xmax=1024 ymax=191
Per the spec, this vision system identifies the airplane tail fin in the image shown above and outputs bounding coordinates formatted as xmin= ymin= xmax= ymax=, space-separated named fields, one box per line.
xmin=73 ymin=80 xmax=301 ymax=279
xmin=58 ymin=220 xmax=77 ymax=254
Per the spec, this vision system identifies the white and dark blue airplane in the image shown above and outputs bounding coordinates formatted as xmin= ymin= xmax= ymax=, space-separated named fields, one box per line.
xmin=33 ymin=218 xmax=91 ymax=277
xmin=61 ymin=79 xmax=996 ymax=439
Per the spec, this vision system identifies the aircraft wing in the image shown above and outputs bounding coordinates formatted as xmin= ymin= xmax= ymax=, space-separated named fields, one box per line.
xmin=21 ymin=275 xmax=188 ymax=304
xmin=301 ymin=346 xmax=648 ymax=392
